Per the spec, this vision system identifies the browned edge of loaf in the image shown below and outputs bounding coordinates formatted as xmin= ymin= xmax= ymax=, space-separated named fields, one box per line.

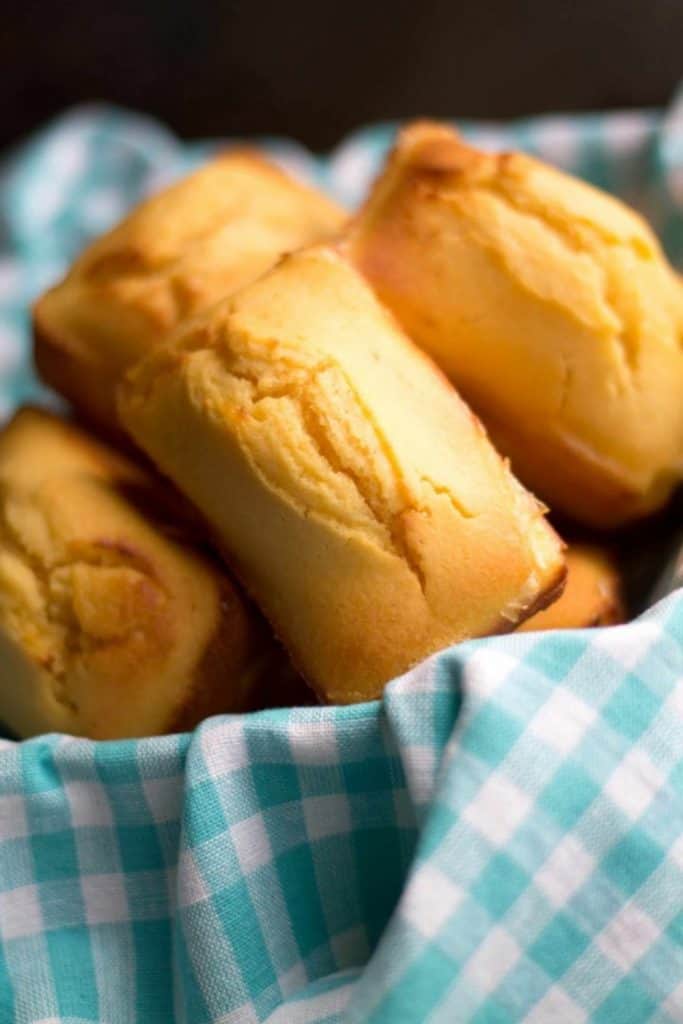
xmin=234 ymin=541 xmax=567 ymax=707
xmin=482 ymin=407 xmax=673 ymax=530
xmin=168 ymin=582 xmax=262 ymax=732
xmin=107 ymin=446 xmax=283 ymax=729
xmin=493 ymin=558 xmax=569 ymax=634
xmin=32 ymin=308 xmax=124 ymax=441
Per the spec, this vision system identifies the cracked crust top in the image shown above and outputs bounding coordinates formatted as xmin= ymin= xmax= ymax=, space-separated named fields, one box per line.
xmin=32 ymin=151 xmax=346 ymax=433
xmin=119 ymin=245 xmax=565 ymax=703
xmin=345 ymin=121 xmax=683 ymax=527
xmin=0 ymin=408 xmax=278 ymax=739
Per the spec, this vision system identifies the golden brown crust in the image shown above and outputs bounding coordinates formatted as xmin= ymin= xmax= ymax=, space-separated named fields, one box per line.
xmin=518 ymin=543 xmax=624 ymax=631
xmin=0 ymin=408 xmax=279 ymax=739
xmin=508 ymin=558 xmax=569 ymax=625
xmin=345 ymin=122 xmax=683 ymax=528
xmin=33 ymin=152 xmax=346 ymax=432
xmin=481 ymin=409 xmax=677 ymax=528
xmin=169 ymin=583 xmax=278 ymax=731
xmin=32 ymin=317 xmax=122 ymax=439
xmin=119 ymin=244 xmax=566 ymax=704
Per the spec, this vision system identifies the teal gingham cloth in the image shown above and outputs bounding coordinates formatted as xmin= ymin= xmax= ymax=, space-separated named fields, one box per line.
xmin=0 ymin=94 xmax=682 ymax=1023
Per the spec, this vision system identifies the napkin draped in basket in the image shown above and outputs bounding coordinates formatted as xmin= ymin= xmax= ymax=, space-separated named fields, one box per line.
xmin=0 ymin=94 xmax=682 ymax=1023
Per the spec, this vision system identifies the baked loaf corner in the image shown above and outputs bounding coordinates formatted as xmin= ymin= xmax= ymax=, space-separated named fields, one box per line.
xmin=519 ymin=542 xmax=624 ymax=631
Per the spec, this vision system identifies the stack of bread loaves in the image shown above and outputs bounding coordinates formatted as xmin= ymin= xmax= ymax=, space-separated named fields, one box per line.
xmin=0 ymin=127 xmax=680 ymax=738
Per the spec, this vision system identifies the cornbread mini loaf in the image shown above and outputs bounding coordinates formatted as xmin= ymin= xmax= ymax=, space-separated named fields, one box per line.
xmin=119 ymin=245 xmax=566 ymax=703
xmin=33 ymin=151 xmax=345 ymax=431
xmin=0 ymin=408 xmax=278 ymax=739
xmin=519 ymin=543 xmax=624 ymax=632
xmin=346 ymin=122 xmax=683 ymax=527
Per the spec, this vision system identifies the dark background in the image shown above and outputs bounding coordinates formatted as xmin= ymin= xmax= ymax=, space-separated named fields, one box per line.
xmin=2 ymin=0 xmax=682 ymax=152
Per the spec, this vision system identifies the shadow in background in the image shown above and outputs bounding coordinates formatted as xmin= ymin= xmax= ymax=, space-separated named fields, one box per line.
xmin=2 ymin=0 xmax=682 ymax=151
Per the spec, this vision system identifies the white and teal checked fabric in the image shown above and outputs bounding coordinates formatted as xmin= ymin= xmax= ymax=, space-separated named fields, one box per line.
xmin=0 ymin=94 xmax=682 ymax=1023
xmin=0 ymin=598 xmax=681 ymax=1023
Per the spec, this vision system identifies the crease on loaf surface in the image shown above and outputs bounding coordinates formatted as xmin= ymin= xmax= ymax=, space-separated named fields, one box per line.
xmin=119 ymin=244 xmax=566 ymax=703
xmin=0 ymin=408 xmax=279 ymax=739
xmin=33 ymin=151 xmax=346 ymax=431
xmin=345 ymin=121 xmax=683 ymax=527
xmin=518 ymin=543 xmax=624 ymax=631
